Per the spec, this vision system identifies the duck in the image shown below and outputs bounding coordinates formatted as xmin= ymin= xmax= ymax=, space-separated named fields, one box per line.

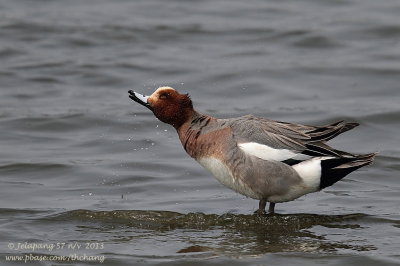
xmin=128 ymin=86 xmax=376 ymax=214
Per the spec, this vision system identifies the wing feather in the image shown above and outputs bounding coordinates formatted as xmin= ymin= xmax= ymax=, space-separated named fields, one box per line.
xmin=229 ymin=115 xmax=358 ymax=164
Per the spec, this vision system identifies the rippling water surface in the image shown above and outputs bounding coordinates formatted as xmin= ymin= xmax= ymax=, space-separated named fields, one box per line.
xmin=1 ymin=0 xmax=400 ymax=265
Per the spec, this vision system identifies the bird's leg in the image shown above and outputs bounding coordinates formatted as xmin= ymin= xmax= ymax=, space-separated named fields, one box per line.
xmin=254 ymin=199 xmax=267 ymax=215
xmin=268 ymin=202 xmax=275 ymax=214
xmin=259 ymin=199 xmax=267 ymax=213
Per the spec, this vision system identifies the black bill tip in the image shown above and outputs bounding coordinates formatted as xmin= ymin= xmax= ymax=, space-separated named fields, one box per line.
xmin=128 ymin=90 xmax=152 ymax=110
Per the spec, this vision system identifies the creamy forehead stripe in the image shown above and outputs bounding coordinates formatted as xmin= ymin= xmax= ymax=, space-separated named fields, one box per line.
xmin=238 ymin=142 xmax=310 ymax=162
xmin=155 ymin=86 xmax=176 ymax=93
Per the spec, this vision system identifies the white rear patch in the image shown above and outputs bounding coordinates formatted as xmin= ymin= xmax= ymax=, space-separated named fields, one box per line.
xmin=197 ymin=157 xmax=260 ymax=199
xmin=268 ymin=158 xmax=325 ymax=203
xmin=292 ymin=158 xmax=323 ymax=192
xmin=238 ymin=142 xmax=310 ymax=162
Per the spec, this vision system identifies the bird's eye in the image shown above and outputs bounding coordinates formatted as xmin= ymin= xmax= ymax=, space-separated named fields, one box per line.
xmin=159 ymin=93 xmax=168 ymax=99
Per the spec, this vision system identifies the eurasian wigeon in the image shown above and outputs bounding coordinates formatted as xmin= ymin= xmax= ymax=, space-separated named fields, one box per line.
xmin=128 ymin=87 xmax=376 ymax=214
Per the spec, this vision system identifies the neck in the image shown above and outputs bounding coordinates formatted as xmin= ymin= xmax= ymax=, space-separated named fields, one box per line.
xmin=176 ymin=111 xmax=216 ymax=157
xmin=175 ymin=110 xmax=209 ymax=130
xmin=165 ymin=108 xmax=194 ymax=129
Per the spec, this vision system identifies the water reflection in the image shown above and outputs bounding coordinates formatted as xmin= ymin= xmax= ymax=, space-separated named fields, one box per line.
xmin=53 ymin=210 xmax=377 ymax=256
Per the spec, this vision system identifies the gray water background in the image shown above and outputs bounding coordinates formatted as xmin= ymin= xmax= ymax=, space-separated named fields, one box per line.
xmin=0 ymin=0 xmax=400 ymax=265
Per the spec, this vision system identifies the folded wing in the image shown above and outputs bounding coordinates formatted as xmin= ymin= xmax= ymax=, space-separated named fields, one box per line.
xmin=230 ymin=115 xmax=359 ymax=164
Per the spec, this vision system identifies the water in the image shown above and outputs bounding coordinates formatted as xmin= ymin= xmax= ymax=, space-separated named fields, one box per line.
xmin=1 ymin=0 xmax=400 ymax=265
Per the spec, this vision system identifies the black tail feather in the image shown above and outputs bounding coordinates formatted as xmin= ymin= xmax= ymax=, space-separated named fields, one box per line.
xmin=300 ymin=121 xmax=360 ymax=158
xmin=308 ymin=121 xmax=359 ymax=142
xmin=319 ymin=153 xmax=376 ymax=190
